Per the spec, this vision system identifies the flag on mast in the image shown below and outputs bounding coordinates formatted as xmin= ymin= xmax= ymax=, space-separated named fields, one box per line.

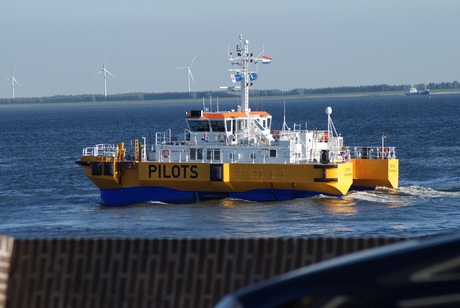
xmin=231 ymin=74 xmax=244 ymax=83
xmin=262 ymin=56 xmax=272 ymax=64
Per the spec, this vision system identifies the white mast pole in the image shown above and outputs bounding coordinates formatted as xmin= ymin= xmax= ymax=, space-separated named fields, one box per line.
xmin=230 ymin=34 xmax=269 ymax=113
xmin=326 ymin=107 xmax=333 ymax=137
xmin=242 ymin=38 xmax=250 ymax=113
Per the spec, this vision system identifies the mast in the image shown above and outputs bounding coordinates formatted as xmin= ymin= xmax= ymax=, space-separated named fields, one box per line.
xmin=228 ymin=34 xmax=269 ymax=114
xmin=326 ymin=107 xmax=338 ymax=138
xmin=240 ymin=37 xmax=250 ymax=113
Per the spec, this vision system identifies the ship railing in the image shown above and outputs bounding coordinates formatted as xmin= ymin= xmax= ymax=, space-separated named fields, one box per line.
xmin=155 ymin=129 xmax=172 ymax=145
xmin=82 ymin=144 xmax=117 ymax=157
xmin=348 ymin=146 xmax=396 ymax=159
xmin=185 ymin=129 xmax=235 ymax=145
xmin=184 ymin=129 xmax=201 ymax=145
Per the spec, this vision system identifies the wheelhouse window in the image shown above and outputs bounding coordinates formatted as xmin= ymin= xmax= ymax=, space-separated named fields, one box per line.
xmin=226 ymin=120 xmax=232 ymax=132
xmin=253 ymin=119 xmax=264 ymax=131
xmin=254 ymin=117 xmax=271 ymax=130
xmin=187 ymin=120 xmax=210 ymax=132
xmin=237 ymin=119 xmax=247 ymax=131
xmin=210 ymin=120 xmax=226 ymax=132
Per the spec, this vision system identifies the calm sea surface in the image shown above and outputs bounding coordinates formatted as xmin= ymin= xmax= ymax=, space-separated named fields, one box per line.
xmin=1 ymin=95 xmax=459 ymax=239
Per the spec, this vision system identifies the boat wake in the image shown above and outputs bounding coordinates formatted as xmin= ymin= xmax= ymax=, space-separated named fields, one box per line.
xmin=398 ymin=185 xmax=460 ymax=198
xmin=347 ymin=190 xmax=407 ymax=205
xmin=146 ymin=201 xmax=169 ymax=206
xmin=348 ymin=185 xmax=460 ymax=205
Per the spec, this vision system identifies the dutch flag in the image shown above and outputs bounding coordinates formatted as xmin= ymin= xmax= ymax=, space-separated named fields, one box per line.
xmin=262 ymin=56 xmax=272 ymax=64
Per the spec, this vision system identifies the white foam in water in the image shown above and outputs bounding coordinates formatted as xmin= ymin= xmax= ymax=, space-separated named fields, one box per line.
xmin=348 ymin=190 xmax=407 ymax=204
xmin=399 ymin=186 xmax=460 ymax=198
xmin=348 ymin=185 xmax=460 ymax=205
xmin=146 ymin=201 xmax=169 ymax=205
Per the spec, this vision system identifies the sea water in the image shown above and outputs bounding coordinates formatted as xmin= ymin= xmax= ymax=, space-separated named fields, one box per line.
xmin=0 ymin=94 xmax=459 ymax=238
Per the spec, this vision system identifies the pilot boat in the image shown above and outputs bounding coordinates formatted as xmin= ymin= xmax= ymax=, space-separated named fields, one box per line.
xmin=76 ymin=35 xmax=398 ymax=205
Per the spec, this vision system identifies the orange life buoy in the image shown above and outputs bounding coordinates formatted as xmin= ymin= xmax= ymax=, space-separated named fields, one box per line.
xmin=162 ymin=149 xmax=170 ymax=158
xmin=379 ymin=147 xmax=389 ymax=157
xmin=218 ymin=134 xmax=227 ymax=142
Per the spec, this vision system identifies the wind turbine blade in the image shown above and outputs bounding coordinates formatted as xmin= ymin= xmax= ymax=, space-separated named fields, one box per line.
xmin=175 ymin=66 xmax=187 ymax=69
xmin=105 ymin=69 xmax=118 ymax=79
xmin=189 ymin=54 xmax=198 ymax=67
xmin=12 ymin=77 xmax=22 ymax=87
xmin=103 ymin=53 xmax=108 ymax=70
xmin=188 ymin=68 xmax=195 ymax=84
xmin=91 ymin=70 xmax=103 ymax=78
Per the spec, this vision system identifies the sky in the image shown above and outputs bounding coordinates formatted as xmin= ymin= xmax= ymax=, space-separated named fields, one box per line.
xmin=1 ymin=0 xmax=459 ymax=98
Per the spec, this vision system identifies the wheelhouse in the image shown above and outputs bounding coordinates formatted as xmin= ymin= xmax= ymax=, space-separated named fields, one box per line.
xmin=186 ymin=109 xmax=272 ymax=136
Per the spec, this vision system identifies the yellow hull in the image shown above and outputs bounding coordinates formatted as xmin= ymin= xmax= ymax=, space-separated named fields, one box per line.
xmin=352 ymin=158 xmax=399 ymax=189
xmin=77 ymin=156 xmax=398 ymax=205
xmin=136 ymin=162 xmax=353 ymax=195
xmin=78 ymin=156 xmax=356 ymax=204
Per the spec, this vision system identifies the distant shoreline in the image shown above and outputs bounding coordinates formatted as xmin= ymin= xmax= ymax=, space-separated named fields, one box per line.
xmin=1 ymin=90 xmax=460 ymax=109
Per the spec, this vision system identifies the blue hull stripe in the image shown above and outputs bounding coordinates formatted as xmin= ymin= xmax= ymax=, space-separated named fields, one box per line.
xmin=350 ymin=185 xmax=375 ymax=191
xmin=100 ymin=187 xmax=323 ymax=206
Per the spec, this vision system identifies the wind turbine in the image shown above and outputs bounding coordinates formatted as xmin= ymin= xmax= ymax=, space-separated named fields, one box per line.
xmin=175 ymin=55 xmax=198 ymax=93
xmin=5 ymin=66 xmax=21 ymax=99
xmin=93 ymin=55 xmax=117 ymax=97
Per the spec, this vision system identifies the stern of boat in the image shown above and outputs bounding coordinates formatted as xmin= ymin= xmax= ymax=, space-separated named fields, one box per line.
xmin=351 ymin=158 xmax=399 ymax=190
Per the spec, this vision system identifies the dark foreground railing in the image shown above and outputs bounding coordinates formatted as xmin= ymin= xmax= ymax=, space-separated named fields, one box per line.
xmin=0 ymin=236 xmax=407 ymax=307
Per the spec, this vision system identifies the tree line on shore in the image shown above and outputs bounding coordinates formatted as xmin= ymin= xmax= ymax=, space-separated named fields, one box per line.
xmin=1 ymin=81 xmax=459 ymax=104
